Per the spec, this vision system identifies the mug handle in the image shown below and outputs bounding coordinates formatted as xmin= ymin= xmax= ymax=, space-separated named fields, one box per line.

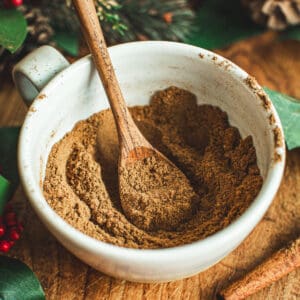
xmin=13 ymin=46 xmax=70 ymax=107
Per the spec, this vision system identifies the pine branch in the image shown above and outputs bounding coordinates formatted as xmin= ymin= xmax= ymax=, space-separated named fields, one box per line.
xmin=38 ymin=0 xmax=195 ymax=44
xmin=110 ymin=0 xmax=195 ymax=43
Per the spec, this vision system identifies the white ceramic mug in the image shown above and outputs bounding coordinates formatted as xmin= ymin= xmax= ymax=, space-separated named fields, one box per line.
xmin=13 ymin=42 xmax=285 ymax=282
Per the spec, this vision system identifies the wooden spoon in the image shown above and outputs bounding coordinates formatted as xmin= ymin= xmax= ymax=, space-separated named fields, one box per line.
xmin=73 ymin=0 xmax=197 ymax=231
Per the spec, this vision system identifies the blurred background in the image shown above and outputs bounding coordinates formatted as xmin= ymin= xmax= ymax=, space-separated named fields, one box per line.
xmin=1 ymin=0 xmax=300 ymax=82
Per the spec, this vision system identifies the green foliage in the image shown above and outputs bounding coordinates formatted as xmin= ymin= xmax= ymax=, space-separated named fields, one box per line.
xmin=45 ymin=0 xmax=194 ymax=45
xmin=94 ymin=0 xmax=127 ymax=35
xmin=0 ymin=256 xmax=45 ymax=300
xmin=52 ymin=31 xmax=80 ymax=56
xmin=264 ymin=88 xmax=300 ymax=150
xmin=0 ymin=176 xmax=10 ymax=215
xmin=186 ymin=0 xmax=263 ymax=49
xmin=0 ymin=9 xmax=27 ymax=53
xmin=107 ymin=0 xmax=195 ymax=44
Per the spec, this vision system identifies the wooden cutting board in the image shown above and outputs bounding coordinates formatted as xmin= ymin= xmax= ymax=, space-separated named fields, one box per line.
xmin=1 ymin=32 xmax=299 ymax=299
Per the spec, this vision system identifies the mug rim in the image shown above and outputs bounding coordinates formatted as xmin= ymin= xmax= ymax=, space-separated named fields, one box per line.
xmin=18 ymin=41 xmax=286 ymax=262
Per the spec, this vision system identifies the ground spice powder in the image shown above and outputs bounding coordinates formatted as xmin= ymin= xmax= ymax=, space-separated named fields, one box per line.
xmin=120 ymin=153 xmax=198 ymax=232
xmin=43 ymin=86 xmax=263 ymax=249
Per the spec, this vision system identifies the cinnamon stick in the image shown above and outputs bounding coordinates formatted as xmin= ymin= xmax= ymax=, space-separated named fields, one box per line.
xmin=218 ymin=237 xmax=300 ymax=300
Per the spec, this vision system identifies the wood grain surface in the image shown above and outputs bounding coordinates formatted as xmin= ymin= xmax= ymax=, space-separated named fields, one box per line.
xmin=1 ymin=32 xmax=299 ymax=299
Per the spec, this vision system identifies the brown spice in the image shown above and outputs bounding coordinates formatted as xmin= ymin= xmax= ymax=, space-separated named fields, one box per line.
xmin=244 ymin=76 xmax=271 ymax=109
xmin=273 ymin=126 xmax=283 ymax=148
xmin=119 ymin=154 xmax=198 ymax=231
xmin=43 ymin=86 xmax=263 ymax=249
xmin=37 ymin=94 xmax=46 ymax=100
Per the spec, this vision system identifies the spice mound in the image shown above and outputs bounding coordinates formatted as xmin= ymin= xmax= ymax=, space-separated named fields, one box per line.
xmin=43 ymin=86 xmax=263 ymax=249
xmin=120 ymin=153 xmax=198 ymax=231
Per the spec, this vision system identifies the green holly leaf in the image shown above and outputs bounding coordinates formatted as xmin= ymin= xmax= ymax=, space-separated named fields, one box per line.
xmin=0 ymin=256 xmax=45 ymax=300
xmin=0 ymin=127 xmax=20 ymax=190
xmin=52 ymin=31 xmax=79 ymax=56
xmin=186 ymin=0 xmax=263 ymax=49
xmin=0 ymin=9 xmax=27 ymax=53
xmin=264 ymin=88 xmax=300 ymax=150
xmin=0 ymin=176 xmax=11 ymax=215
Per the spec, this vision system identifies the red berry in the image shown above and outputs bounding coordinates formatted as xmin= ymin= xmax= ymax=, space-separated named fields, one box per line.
xmin=5 ymin=212 xmax=16 ymax=219
xmin=10 ymin=0 xmax=23 ymax=7
xmin=7 ymin=219 xmax=17 ymax=226
xmin=0 ymin=225 xmax=5 ymax=238
xmin=5 ymin=212 xmax=17 ymax=226
xmin=17 ymin=222 xmax=24 ymax=232
xmin=9 ymin=228 xmax=20 ymax=241
xmin=6 ymin=219 xmax=17 ymax=226
xmin=3 ymin=0 xmax=23 ymax=8
xmin=163 ymin=12 xmax=173 ymax=24
xmin=0 ymin=241 xmax=11 ymax=253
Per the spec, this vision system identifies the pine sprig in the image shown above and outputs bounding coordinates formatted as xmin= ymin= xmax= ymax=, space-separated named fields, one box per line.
xmin=110 ymin=0 xmax=195 ymax=43
xmin=40 ymin=0 xmax=194 ymax=44
xmin=65 ymin=0 xmax=127 ymax=35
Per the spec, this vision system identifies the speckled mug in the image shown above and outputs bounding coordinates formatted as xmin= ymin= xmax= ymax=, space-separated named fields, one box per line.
xmin=13 ymin=42 xmax=285 ymax=282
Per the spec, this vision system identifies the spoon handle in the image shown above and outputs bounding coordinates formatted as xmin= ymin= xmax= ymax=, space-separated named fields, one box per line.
xmin=72 ymin=0 xmax=147 ymax=155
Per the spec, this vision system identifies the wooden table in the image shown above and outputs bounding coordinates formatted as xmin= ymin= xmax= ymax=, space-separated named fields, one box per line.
xmin=1 ymin=32 xmax=299 ymax=299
